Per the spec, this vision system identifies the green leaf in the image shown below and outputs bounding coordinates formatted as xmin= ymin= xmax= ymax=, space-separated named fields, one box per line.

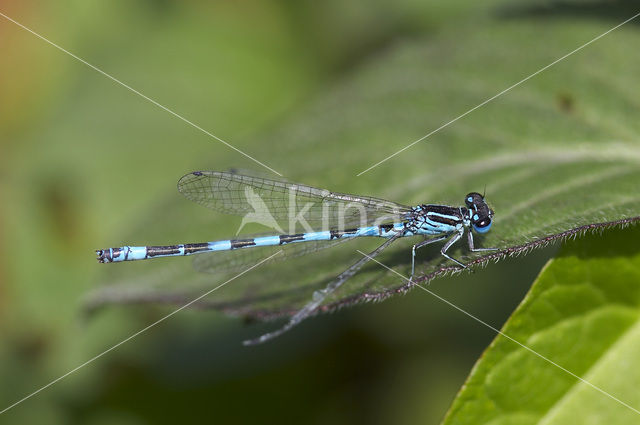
xmin=89 ymin=11 xmax=640 ymax=319
xmin=442 ymin=225 xmax=640 ymax=424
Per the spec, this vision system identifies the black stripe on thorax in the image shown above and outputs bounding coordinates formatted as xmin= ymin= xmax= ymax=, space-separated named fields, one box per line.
xmin=427 ymin=214 xmax=460 ymax=226
xmin=421 ymin=205 xmax=461 ymax=216
xmin=421 ymin=205 xmax=464 ymax=227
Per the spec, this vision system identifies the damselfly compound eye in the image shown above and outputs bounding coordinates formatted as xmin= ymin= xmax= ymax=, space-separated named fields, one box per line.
xmin=473 ymin=218 xmax=492 ymax=234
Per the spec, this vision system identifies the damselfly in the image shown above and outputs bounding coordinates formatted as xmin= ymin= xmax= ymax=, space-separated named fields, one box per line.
xmin=96 ymin=171 xmax=496 ymax=344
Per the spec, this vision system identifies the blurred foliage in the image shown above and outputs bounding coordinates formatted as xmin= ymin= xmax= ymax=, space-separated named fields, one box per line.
xmin=1 ymin=0 xmax=639 ymax=424
xmin=444 ymin=226 xmax=640 ymax=425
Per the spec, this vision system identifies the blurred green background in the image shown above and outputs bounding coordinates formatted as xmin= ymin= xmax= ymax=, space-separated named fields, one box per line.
xmin=2 ymin=1 xmax=636 ymax=424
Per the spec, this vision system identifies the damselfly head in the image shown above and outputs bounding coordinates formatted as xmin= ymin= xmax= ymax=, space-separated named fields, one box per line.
xmin=465 ymin=192 xmax=493 ymax=234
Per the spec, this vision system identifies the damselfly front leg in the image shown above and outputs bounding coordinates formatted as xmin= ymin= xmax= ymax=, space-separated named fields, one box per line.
xmin=411 ymin=227 xmax=498 ymax=281
xmin=467 ymin=229 xmax=498 ymax=253
xmin=438 ymin=229 xmax=467 ymax=268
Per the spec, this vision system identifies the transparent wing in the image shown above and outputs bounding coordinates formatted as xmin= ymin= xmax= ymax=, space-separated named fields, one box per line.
xmin=192 ymin=235 xmax=354 ymax=274
xmin=178 ymin=171 xmax=410 ymax=232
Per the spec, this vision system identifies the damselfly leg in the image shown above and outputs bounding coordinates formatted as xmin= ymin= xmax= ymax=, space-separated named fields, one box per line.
xmin=467 ymin=230 xmax=498 ymax=253
xmin=243 ymin=233 xmax=402 ymax=345
xmin=410 ymin=235 xmax=448 ymax=282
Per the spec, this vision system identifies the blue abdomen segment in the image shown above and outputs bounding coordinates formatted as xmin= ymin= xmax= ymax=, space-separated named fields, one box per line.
xmin=96 ymin=224 xmax=405 ymax=263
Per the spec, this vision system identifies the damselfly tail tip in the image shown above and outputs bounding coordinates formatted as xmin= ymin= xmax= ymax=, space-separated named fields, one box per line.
xmin=96 ymin=249 xmax=110 ymax=263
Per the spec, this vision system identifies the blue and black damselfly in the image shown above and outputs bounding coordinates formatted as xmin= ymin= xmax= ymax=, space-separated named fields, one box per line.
xmin=97 ymin=171 xmax=496 ymax=344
